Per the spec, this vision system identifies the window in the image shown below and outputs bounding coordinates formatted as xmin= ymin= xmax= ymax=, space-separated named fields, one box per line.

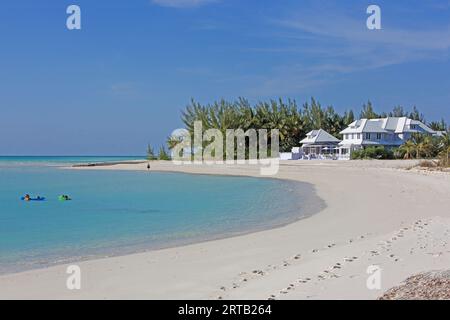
xmin=357 ymin=133 xmax=361 ymax=139
xmin=365 ymin=133 xmax=371 ymax=140
xmin=351 ymin=134 xmax=354 ymax=139
xmin=376 ymin=133 xmax=382 ymax=140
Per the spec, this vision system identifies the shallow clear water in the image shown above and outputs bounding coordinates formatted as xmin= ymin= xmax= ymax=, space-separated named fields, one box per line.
xmin=0 ymin=157 xmax=323 ymax=274
xmin=0 ymin=156 xmax=145 ymax=167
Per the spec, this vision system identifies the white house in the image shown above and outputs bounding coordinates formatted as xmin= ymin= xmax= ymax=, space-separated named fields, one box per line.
xmin=300 ymin=129 xmax=341 ymax=159
xmin=338 ymin=117 xmax=439 ymax=158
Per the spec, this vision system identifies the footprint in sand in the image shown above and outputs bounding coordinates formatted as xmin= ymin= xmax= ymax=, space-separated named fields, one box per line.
xmin=297 ymin=277 xmax=311 ymax=284
xmin=252 ymin=270 xmax=265 ymax=276
xmin=370 ymin=250 xmax=380 ymax=256
xmin=344 ymin=256 xmax=358 ymax=262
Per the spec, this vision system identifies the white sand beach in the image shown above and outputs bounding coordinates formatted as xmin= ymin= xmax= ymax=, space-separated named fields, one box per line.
xmin=0 ymin=160 xmax=449 ymax=300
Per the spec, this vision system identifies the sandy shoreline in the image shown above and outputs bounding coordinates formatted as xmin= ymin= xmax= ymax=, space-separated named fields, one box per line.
xmin=1 ymin=160 xmax=449 ymax=299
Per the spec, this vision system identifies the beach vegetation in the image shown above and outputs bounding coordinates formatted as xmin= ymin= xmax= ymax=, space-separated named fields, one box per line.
xmin=398 ymin=132 xmax=449 ymax=168
xmin=158 ymin=145 xmax=171 ymax=161
xmin=418 ymin=160 xmax=438 ymax=168
xmin=359 ymin=101 xmax=378 ymax=119
xmin=146 ymin=144 xmax=157 ymax=161
xmin=169 ymin=97 xmax=448 ymax=164
xmin=437 ymin=133 xmax=450 ymax=167
xmin=351 ymin=146 xmax=394 ymax=160
xmin=174 ymin=97 xmax=355 ymax=155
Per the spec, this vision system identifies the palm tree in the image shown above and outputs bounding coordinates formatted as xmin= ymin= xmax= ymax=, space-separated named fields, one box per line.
xmin=410 ymin=133 xmax=426 ymax=159
xmin=175 ymin=97 xmax=444 ymax=163
xmin=429 ymin=119 xmax=447 ymax=132
xmin=399 ymin=140 xmax=416 ymax=159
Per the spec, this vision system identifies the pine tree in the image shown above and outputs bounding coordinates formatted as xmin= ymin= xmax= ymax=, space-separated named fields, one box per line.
xmin=147 ymin=144 xmax=157 ymax=160
xmin=360 ymin=101 xmax=378 ymax=119
xmin=158 ymin=145 xmax=171 ymax=161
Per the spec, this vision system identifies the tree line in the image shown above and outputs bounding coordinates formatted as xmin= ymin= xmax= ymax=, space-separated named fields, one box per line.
xmin=145 ymin=97 xmax=449 ymax=165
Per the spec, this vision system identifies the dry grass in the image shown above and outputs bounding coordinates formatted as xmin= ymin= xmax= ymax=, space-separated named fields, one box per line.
xmin=379 ymin=271 xmax=450 ymax=300
xmin=418 ymin=160 xmax=438 ymax=168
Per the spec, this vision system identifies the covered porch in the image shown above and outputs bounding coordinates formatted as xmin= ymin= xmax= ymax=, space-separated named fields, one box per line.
xmin=337 ymin=143 xmax=363 ymax=160
xmin=301 ymin=144 xmax=340 ymax=159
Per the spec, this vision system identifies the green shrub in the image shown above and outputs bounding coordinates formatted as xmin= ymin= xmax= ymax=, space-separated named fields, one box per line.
xmin=351 ymin=146 xmax=394 ymax=160
xmin=364 ymin=146 xmax=377 ymax=159
xmin=351 ymin=150 xmax=363 ymax=159
xmin=158 ymin=145 xmax=171 ymax=161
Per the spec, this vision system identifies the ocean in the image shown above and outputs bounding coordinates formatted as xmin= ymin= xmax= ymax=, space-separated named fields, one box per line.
xmin=0 ymin=156 xmax=322 ymax=274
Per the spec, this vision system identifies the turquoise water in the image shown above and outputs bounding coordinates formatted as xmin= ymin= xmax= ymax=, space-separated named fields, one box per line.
xmin=0 ymin=156 xmax=145 ymax=167
xmin=0 ymin=157 xmax=322 ymax=274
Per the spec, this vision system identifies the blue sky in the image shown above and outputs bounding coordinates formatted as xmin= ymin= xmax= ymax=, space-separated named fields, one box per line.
xmin=0 ymin=0 xmax=449 ymax=155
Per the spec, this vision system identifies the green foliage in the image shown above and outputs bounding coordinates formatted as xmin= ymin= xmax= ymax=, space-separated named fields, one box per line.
xmin=146 ymin=144 xmax=157 ymax=161
xmin=409 ymin=106 xmax=425 ymax=122
xmin=398 ymin=133 xmax=449 ymax=167
xmin=158 ymin=145 xmax=171 ymax=161
xmin=179 ymin=97 xmax=354 ymax=155
xmin=389 ymin=106 xmax=407 ymax=117
xmin=350 ymin=149 xmax=363 ymax=160
xmin=438 ymin=133 xmax=450 ymax=167
xmin=429 ymin=119 xmax=448 ymax=132
xmin=359 ymin=101 xmax=378 ymax=119
xmin=173 ymin=97 xmax=447 ymax=163
xmin=351 ymin=146 xmax=393 ymax=160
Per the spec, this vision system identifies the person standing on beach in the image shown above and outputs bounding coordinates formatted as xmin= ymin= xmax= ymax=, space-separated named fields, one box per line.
xmin=147 ymin=163 xmax=150 ymax=171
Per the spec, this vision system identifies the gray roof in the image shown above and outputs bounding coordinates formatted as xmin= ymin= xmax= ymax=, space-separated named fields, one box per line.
xmin=384 ymin=117 xmax=400 ymax=131
xmin=340 ymin=117 xmax=436 ymax=135
xmin=363 ymin=119 xmax=389 ymax=133
xmin=300 ymin=129 xmax=341 ymax=145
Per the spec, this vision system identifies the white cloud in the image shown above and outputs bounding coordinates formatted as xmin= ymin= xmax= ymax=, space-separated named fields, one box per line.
xmin=244 ymin=6 xmax=450 ymax=96
xmin=152 ymin=0 xmax=218 ymax=8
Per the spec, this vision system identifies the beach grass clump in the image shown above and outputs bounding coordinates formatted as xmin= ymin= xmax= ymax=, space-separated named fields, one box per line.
xmin=418 ymin=160 xmax=438 ymax=168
